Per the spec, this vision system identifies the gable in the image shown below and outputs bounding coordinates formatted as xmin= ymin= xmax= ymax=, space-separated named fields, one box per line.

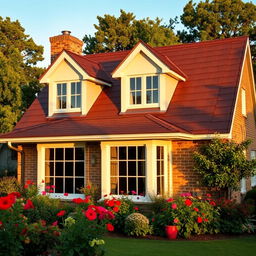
xmin=50 ymin=59 xmax=83 ymax=82
xmin=121 ymin=52 xmax=161 ymax=76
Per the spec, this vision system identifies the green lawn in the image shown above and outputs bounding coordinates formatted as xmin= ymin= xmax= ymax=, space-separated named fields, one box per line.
xmin=104 ymin=236 xmax=256 ymax=256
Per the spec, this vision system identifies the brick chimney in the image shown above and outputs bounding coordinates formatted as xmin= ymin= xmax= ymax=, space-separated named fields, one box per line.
xmin=49 ymin=30 xmax=83 ymax=63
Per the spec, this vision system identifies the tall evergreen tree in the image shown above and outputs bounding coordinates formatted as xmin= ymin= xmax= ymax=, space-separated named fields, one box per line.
xmin=83 ymin=10 xmax=178 ymax=54
xmin=0 ymin=17 xmax=44 ymax=133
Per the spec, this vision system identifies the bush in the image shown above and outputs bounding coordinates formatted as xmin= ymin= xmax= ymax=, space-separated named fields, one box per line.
xmin=216 ymin=198 xmax=254 ymax=234
xmin=79 ymin=184 xmax=101 ymax=203
xmin=124 ymin=213 xmax=152 ymax=237
xmin=244 ymin=188 xmax=256 ymax=213
xmin=151 ymin=194 xmax=220 ymax=238
xmin=0 ymin=177 xmax=20 ymax=196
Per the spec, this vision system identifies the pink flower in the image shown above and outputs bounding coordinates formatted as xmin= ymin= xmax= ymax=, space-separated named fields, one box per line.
xmin=167 ymin=198 xmax=174 ymax=202
xmin=49 ymin=190 xmax=54 ymax=193
xmin=51 ymin=185 xmax=56 ymax=188
xmin=42 ymin=191 xmax=46 ymax=196
xmin=171 ymin=203 xmax=177 ymax=210
xmin=134 ymin=207 xmax=139 ymax=211
xmin=131 ymin=190 xmax=137 ymax=195
xmin=174 ymin=218 xmax=179 ymax=224
xmin=64 ymin=193 xmax=68 ymax=196
xmin=45 ymin=186 xmax=51 ymax=190
xmin=52 ymin=221 xmax=58 ymax=226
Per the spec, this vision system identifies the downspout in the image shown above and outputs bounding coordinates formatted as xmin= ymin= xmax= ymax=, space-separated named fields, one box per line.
xmin=7 ymin=142 xmax=24 ymax=185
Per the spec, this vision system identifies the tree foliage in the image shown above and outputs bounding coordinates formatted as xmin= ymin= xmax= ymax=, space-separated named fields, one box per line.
xmin=178 ymin=0 xmax=256 ymax=74
xmin=193 ymin=138 xmax=256 ymax=191
xmin=0 ymin=17 xmax=44 ymax=133
xmin=83 ymin=9 xmax=178 ymax=54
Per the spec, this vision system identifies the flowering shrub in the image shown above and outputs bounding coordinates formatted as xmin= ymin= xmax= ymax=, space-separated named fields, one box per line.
xmin=124 ymin=213 xmax=152 ymax=237
xmin=151 ymin=194 xmax=220 ymax=238
xmin=80 ymin=184 xmax=101 ymax=203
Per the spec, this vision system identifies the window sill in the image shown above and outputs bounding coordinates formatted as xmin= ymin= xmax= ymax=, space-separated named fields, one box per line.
xmin=120 ymin=107 xmax=165 ymax=115
xmin=101 ymin=195 xmax=152 ymax=203
xmin=48 ymin=193 xmax=85 ymax=200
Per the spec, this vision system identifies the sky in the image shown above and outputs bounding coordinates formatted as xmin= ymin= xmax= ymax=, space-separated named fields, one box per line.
xmin=1 ymin=0 xmax=256 ymax=67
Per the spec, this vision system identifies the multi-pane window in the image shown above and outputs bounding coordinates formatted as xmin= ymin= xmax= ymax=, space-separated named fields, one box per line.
xmin=56 ymin=83 xmax=67 ymax=109
xmin=71 ymin=82 xmax=81 ymax=108
xmin=146 ymin=76 xmax=159 ymax=104
xmin=45 ymin=147 xmax=84 ymax=194
xmin=110 ymin=146 xmax=146 ymax=195
xmin=130 ymin=77 xmax=142 ymax=105
xmin=157 ymin=146 xmax=164 ymax=195
xmin=129 ymin=75 xmax=159 ymax=106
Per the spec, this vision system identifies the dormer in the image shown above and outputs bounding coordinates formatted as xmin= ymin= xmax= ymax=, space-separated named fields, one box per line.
xmin=112 ymin=41 xmax=187 ymax=113
xmin=40 ymin=31 xmax=111 ymax=117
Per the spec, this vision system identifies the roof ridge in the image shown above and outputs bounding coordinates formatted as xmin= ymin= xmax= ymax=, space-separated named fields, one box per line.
xmin=145 ymin=114 xmax=190 ymax=134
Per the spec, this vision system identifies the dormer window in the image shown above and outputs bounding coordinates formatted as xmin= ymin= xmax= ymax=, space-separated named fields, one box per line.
xmin=56 ymin=81 xmax=81 ymax=112
xmin=129 ymin=75 xmax=159 ymax=108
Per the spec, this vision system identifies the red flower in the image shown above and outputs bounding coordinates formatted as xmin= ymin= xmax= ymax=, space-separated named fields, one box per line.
xmin=167 ymin=198 xmax=174 ymax=202
xmin=106 ymin=223 xmax=114 ymax=232
xmin=0 ymin=221 xmax=3 ymax=226
xmin=40 ymin=220 xmax=46 ymax=226
xmin=42 ymin=191 xmax=46 ymax=196
xmin=193 ymin=207 xmax=199 ymax=212
xmin=52 ymin=221 xmax=58 ymax=226
xmin=114 ymin=200 xmax=121 ymax=206
xmin=41 ymin=179 xmax=45 ymax=183
xmin=174 ymin=218 xmax=179 ymax=224
xmin=206 ymin=193 xmax=212 ymax=198
xmin=86 ymin=185 xmax=91 ymax=189
xmin=23 ymin=199 xmax=34 ymax=210
xmin=45 ymin=185 xmax=51 ymax=190
xmin=197 ymin=217 xmax=203 ymax=223
xmin=49 ymin=190 xmax=54 ymax=193
xmin=185 ymin=199 xmax=192 ymax=207
xmin=84 ymin=208 xmax=97 ymax=221
xmin=8 ymin=192 xmax=21 ymax=198
xmin=131 ymin=190 xmax=137 ymax=195
xmin=0 ymin=196 xmax=13 ymax=210
xmin=51 ymin=185 xmax=56 ymax=189
xmin=171 ymin=203 xmax=177 ymax=210
xmin=26 ymin=180 xmax=33 ymax=185
xmin=113 ymin=207 xmax=119 ymax=213
xmin=57 ymin=210 xmax=66 ymax=217
xmin=53 ymin=231 xmax=60 ymax=236
xmin=204 ymin=218 xmax=209 ymax=222
xmin=134 ymin=207 xmax=139 ymax=211
xmin=64 ymin=193 xmax=68 ymax=196
xmin=210 ymin=201 xmax=216 ymax=206
xmin=151 ymin=218 xmax=155 ymax=222
xmin=72 ymin=198 xmax=84 ymax=204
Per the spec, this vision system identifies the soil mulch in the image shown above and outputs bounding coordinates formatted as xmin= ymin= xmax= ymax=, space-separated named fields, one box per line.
xmin=106 ymin=232 xmax=256 ymax=241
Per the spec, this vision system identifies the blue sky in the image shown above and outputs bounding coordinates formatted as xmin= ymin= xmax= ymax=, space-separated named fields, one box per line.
xmin=2 ymin=0 xmax=255 ymax=67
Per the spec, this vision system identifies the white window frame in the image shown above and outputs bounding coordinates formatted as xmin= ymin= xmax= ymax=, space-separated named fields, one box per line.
xmin=128 ymin=74 xmax=159 ymax=109
xmin=37 ymin=143 xmax=86 ymax=200
xmin=55 ymin=81 xmax=82 ymax=113
xmin=251 ymin=150 xmax=256 ymax=187
xmin=241 ymin=88 xmax=247 ymax=117
xmin=101 ymin=140 xmax=170 ymax=202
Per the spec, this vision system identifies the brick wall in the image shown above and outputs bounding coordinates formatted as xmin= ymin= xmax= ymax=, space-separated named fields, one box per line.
xmin=50 ymin=33 xmax=83 ymax=62
xmin=231 ymin=53 xmax=256 ymax=199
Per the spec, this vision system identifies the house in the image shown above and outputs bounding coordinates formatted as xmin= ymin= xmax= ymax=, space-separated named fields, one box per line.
xmin=0 ymin=31 xmax=255 ymax=202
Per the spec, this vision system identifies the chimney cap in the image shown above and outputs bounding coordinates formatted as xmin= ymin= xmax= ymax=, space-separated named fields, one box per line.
xmin=61 ymin=30 xmax=71 ymax=35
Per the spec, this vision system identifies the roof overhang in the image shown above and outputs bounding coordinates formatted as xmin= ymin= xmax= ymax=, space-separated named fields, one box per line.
xmin=0 ymin=132 xmax=232 ymax=144
xmin=40 ymin=51 xmax=111 ymax=86
xmin=112 ymin=42 xmax=186 ymax=82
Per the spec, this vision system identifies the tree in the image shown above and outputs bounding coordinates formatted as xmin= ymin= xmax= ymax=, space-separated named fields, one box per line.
xmin=83 ymin=10 xmax=178 ymax=54
xmin=0 ymin=17 xmax=44 ymax=133
xmin=193 ymin=138 xmax=256 ymax=195
xmin=178 ymin=0 xmax=256 ymax=74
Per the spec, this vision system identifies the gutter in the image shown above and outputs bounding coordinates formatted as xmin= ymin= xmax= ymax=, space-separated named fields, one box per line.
xmin=7 ymin=142 xmax=24 ymax=185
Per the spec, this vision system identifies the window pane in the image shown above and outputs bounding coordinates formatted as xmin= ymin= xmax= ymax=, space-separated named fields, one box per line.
xmin=111 ymin=161 xmax=118 ymax=176
xmin=128 ymin=147 xmax=136 ymax=160
xmin=136 ymin=77 xmax=141 ymax=90
xmin=130 ymin=92 xmax=135 ymax=105
xmin=65 ymin=162 xmax=73 ymax=176
xmin=75 ymin=148 xmax=84 ymax=160
xmin=153 ymin=90 xmax=158 ymax=103
xmin=138 ymin=147 xmax=145 ymax=159
xmin=119 ymin=147 xmax=126 ymax=160
xmin=128 ymin=177 xmax=136 ymax=194
xmin=71 ymin=96 xmax=76 ymax=108
xmin=111 ymin=147 xmax=118 ymax=160
xmin=56 ymin=162 xmax=64 ymax=176
xmin=45 ymin=148 xmax=54 ymax=161
xmin=62 ymin=83 xmax=67 ymax=95
xmin=130 ymin=78 xmax=135 ymax=90
xmin=57 ymin=84 xmax=62 ymax=95
xmin=157 ymin=161 xmax=161 ymax=175
xmin=56 ymin=148 xmax=64 ymax=160
xmin=45 ymin=162 xmax=54 ymax=177
xmin=138 ymin=178 xmax=145 ymax=195
xmin=61 ymin=96 xmax=67 ymax=108
xmin=71 ymin=82 xmax=76 ymax=94
xmin=136 ymin=91 xmax=141 ymax=104
xmin=65 ymin=178 xmax=74 ymax=193
xmin=119 ymin=177 xmax=127 ymax=194
xmin=77 ymin=82 xmax=81 ymax=94
xmin=128 ymin=161 xmax=136 ymax=176
xmin=146 ymin=76 xmax=151 ymax=89
xmin=75 ymin=178 xmax=84 ymax=193
xmin=138 ymin=161 xmax=145 ymax=176
xmin=153 ymin=76 xmax=158 ymax=89
xmin=77 ymin=95 xmax=81 ymax=108
xmin=75 ymin=162 xmax=84 ymax=176
xmin=119 ymin=161 xmax=127 ymax=176
xmin=55 ymin=178 xmax=63 ymax=193
xmin=65 ymin=148 xmax=74 ymax=160
xmin=111 ymin=177 xmax=118 ymax=194
xmin=56 ymin=97 xmax=61 ymax=109
xmin=146 ymin=90 xmax=152 ymax=104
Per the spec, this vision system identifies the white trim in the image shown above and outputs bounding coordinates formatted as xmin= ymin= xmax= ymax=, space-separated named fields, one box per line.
xmin=112 ymin=42 xmax=186 ymax=81
xmin=40 ymin=51 xmax=111 ymax=86
xmin=230 ymin=39 xmax=256 ymax=135
xmin=1 ymin=132 xmax=232 ymax=144
xmin=241 ymin=88 xmax=247 ymax=117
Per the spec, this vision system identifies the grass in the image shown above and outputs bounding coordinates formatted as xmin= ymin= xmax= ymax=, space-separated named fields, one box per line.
xmin=104 ymin=236 xmax=256 ymax=256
